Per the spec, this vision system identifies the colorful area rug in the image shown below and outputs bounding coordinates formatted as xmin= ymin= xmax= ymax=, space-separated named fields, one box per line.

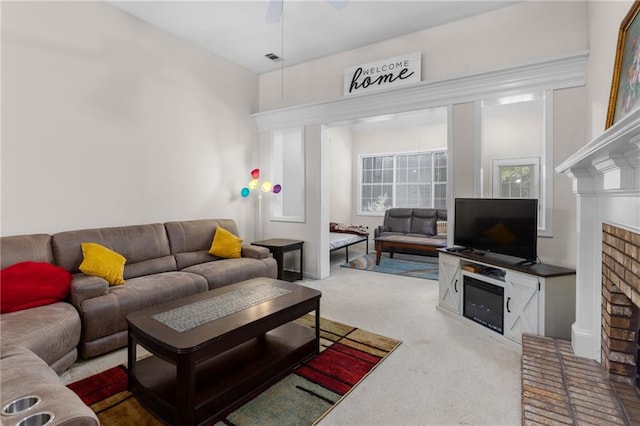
xmin=341 ymin=252 xmax=439 ymax=280
xmin=67 ymin=315 xmax=401 ymax=425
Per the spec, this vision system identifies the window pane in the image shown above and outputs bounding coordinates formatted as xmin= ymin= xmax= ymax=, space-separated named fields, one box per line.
xmin=499 ymin=164 xmax=535 ymax=198
xmin=407 ymin=168 xmax=418 ymax=183
xmin=384 ymin=169 xmax=392 ymax=181
xmin=362 ymin=185 xmax=371 ymax=199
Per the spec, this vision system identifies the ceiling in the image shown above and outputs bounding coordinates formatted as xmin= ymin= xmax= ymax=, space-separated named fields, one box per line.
xmin=109 ymin=1 xmax=518 ymax=74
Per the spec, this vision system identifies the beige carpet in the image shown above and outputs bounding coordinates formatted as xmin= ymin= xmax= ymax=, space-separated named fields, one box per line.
xmin=62 ymin=245 xmax=522 ymax=425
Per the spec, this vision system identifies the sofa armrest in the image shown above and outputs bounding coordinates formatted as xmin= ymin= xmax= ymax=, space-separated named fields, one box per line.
xmin=70 ymin=273 xmax=109 ymax=306
xmin=241 ymin=245 xmax=270 ymax=259
xmin=374 ymin=225 xmax=389 ymax=238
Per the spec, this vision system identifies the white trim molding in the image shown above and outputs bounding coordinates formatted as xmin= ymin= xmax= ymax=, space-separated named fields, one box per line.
xmin=253 ymin=51 xmax=588 ymax=132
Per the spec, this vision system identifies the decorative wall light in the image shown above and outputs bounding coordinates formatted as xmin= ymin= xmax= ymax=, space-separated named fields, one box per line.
xmin=240 ymin=168 xmax=281 ymax=198
xmin=241 ymin=168 xmax=281 ymax=239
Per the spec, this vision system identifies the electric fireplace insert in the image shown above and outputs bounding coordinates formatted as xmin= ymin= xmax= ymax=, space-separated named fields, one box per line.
xmin=463 ymin=275 xmax=504 ymax=334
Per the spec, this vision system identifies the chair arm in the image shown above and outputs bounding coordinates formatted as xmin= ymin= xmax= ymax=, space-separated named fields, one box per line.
xmin=69 ymin=273 xmax=109 ymax=306
xmin=241 ymin=245 xmax=271 ymax=259
xmin=374 ymin=225 xmax=389 ymax=238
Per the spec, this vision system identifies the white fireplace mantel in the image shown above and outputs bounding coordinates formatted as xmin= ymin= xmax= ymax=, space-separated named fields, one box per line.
xmin=556 ymin=109 xmax=640 ymax=361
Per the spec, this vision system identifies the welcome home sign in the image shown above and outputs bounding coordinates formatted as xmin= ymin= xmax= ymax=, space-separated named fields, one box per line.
xmin=344 ymin=52 xmax=421 ymax=96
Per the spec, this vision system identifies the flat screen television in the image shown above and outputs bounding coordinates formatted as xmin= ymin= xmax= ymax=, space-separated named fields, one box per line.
xmin=454 ymin=198 xmax=538 ymax=263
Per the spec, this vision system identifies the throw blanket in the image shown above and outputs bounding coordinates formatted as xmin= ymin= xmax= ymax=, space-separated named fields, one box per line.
xmin=330 ymin=222 xmax=369 ymax=237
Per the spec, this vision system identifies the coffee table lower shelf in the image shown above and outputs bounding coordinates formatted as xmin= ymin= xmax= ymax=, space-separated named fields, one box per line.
xmin=129 ymin=322 xmax=316 ymax=425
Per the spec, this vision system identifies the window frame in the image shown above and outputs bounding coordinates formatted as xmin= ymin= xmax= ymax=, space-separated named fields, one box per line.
xmin=357 ymin=149 xmax=447 ymax=216
xmin=491 ymin=156 xmax=544 ymax=228
xmin=491 ymin=156 xmax=541 ymax=199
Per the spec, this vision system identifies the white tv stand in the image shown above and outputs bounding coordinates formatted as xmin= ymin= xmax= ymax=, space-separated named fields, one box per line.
xmin=438 ymin=249 xmax=576 ymax=344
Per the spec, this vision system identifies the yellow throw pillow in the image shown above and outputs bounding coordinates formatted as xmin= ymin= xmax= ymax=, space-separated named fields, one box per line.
xmin=208 ymin=227 xmax=243 ymax=259
xmin=79 ymin=242 xmax=126 ymax=286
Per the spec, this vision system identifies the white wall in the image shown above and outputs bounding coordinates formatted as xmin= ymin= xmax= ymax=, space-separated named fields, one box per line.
xmin=259 ymin=1 xmax=589 ymax=269
xmin=328 ymin=126 xmax=353 ymax=224
xmin=352 ymin=125 xmax=446 ymax=154
xmin=1 ymin=2 xmax=259 ymax=238
xmin=259 ymin=1 xmax=588 ymax=111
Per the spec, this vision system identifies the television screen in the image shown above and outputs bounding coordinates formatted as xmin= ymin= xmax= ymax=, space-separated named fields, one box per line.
xmin=454 ymin=198 xmax=538 ymax=263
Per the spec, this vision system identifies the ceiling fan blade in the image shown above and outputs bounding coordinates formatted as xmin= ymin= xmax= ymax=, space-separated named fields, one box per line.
xmin=326 ymin=0 xmax=349 ymax=10
xmin=266 ymin=0 xmax=283 ymax=24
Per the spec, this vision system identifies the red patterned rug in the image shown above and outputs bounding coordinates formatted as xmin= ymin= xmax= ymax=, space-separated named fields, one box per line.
xmin=67 ymin=315 xmax=401 ymax=425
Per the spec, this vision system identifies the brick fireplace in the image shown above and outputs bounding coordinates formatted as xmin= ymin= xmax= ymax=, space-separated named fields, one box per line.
xmin=601 ymin=224 xmax=640 ymax=387
xmin=554 ymin=107 xmax=640 ymax=422
xmin=557 ymin=107 xmax=640 ymax=363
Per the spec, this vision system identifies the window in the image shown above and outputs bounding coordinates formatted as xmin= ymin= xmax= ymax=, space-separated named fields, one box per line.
xmin=271 ymin=128 xmax=305 ymax=222
xmin=359 ymin=150 xmax=447 ymax=214
xmin=492 ymin=157 xmax=540 ymax=199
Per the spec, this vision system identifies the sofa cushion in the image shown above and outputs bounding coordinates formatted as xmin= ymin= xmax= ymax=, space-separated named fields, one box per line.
xmin=0 ymin=261 xmax=72 ymax=313
xmin=411 ymin=209 xmax=437 ymax=235
xmin=183 ymin=258 xmax=277 ymax=290
xmin=78 ymin=271 xmax=208 ymax=345
xmin=385 ymin=208 xmax=413 ymax=233
xmin=79 ymin=243 xmax=126 ymax=286
xmin=0 ymin=234 xmax=53 ymax=269
xmin=0 ymin=302 xmax=81 ymax=373
xmin=165 ymin=219 xmax=241 ymax=269
xmin=53 ymin=223 xmax=176 ymax=279
xmin=209 ymin=227 xmax=243 ymax=259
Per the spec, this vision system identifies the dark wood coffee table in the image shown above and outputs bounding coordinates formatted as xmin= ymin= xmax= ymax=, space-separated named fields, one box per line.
xmin=126 ymin=277 xmax=321 ymax=426
xmin=375 ymin=235 xmax=444 ymax=265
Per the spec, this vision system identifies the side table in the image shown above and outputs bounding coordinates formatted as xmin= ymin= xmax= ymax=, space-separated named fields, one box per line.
xmin=251 ymin=239 xmax=304 ymax=282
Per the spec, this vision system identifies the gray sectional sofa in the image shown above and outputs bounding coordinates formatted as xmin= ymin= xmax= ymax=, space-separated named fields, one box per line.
xmin=1 ymin=233 xmax=82 ymax=374
xmin=0 ymin=218 xmax=277 ymax=425
xmin=54 ymin=219 xmax=276 ymax=358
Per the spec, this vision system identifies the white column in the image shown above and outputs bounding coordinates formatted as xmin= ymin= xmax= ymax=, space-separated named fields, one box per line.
xmin=572 ymin=194 xmax=601 ymax=360
xmin=566 ymin=169 xmax=600 ymax=361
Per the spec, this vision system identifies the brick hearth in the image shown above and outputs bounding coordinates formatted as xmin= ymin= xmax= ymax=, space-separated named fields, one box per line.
xmin=602 ymin=223 xmax=640 ymax=386
xmin=521 ymin=334 xmax=640 ymax=425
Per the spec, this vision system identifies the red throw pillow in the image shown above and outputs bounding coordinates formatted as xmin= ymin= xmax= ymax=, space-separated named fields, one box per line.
xmin=1 ymin=261 xmax=72 ymax=313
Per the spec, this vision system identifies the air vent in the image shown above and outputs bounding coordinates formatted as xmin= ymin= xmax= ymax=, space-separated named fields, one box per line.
xmin=265 ymin=53 xmax=281 ymax=62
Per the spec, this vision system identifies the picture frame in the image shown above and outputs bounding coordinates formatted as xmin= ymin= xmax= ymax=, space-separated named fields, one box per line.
xmin=606 ymin=1 xmax=640 ymax=129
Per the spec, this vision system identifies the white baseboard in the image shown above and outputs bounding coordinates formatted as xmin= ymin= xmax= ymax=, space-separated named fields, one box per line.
xmin=571 ymin=323 xmax=600 ymax=361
